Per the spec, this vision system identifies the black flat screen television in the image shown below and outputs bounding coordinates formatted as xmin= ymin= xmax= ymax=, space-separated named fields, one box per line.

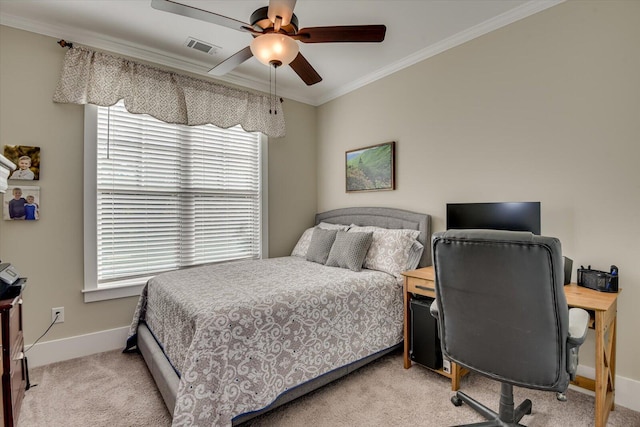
xmin=446 ymin=202 xmax=541 ymax=235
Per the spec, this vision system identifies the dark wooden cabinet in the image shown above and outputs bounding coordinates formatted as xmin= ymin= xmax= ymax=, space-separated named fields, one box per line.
xmin=0 ymin=285 xmax=25 ymax=427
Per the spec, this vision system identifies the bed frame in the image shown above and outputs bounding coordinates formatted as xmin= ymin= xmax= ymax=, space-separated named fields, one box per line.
xmin=136 ymin=207 xmax=431 ymax=424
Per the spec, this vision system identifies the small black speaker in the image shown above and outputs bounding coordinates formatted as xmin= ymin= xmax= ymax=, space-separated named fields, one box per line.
xmin=563 ymin=256 xmax=573 ymax=285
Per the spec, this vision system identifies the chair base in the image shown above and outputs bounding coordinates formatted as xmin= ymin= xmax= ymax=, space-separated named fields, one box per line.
xmin=451 ymin=383 xmax=532 ymax=427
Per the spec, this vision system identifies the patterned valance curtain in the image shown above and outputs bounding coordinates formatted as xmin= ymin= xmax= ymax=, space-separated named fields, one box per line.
xmin=53 ymin=46 xmax=286 ymax=137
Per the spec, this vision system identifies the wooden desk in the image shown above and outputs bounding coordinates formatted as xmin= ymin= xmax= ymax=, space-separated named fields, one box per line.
xmin=403 ymin=266 xmax=620 ymax=427
xmin=564 ymin=283 xmax=619 ymax=427
xmin=401 ymin=267 xmax=468 ymax=390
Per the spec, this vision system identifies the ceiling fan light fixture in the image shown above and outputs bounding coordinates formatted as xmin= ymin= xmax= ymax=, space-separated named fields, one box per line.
xmin=250 ymin=33 xmax=299 ymax=67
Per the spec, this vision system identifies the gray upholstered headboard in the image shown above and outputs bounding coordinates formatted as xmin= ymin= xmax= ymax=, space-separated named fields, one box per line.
xmin=315 ymin=207 xmax=432 ymax=268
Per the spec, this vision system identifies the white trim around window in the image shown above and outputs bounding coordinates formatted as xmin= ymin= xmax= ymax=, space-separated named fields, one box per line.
xmin=82 ymin=104 xmax=268 ymax=302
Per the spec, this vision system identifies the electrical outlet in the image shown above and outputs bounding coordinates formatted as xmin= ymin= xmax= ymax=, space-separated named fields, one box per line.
xmin=52 ymin=307 xmax=64 ymax=324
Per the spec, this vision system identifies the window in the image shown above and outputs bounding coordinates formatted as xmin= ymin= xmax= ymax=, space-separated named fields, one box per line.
xmin=83 ymin=102 xmax=267 ymax=302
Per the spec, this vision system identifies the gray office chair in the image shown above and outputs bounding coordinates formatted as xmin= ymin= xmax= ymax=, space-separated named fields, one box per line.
xmin=430 ymin=229 xmax=589 ymax=427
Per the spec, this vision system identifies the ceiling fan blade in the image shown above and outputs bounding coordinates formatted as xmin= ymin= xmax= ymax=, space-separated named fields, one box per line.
xmin=151 ymin=0 xmax=254 ymax=33
xmin=208 ymin=46 xmax=253 ymax=76
xmin=268 ymin=0 xmax=297 ymax=27
xmin=289 ymin=52 xmax=322 ymax=86
xmin=295 ymin=25 xmax=386 ymax=43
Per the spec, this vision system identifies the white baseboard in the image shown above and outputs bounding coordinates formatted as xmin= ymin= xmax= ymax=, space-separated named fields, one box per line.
xmin=569 ymin=365 xmax=640 ymax=412
xmin=24 ymin=328 xmax=640 ymax=414
xmin=25 ymin=326 xmax=129 ymax=368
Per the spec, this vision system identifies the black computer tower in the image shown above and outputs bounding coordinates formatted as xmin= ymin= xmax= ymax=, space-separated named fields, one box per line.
xmin=410 ymin=297 xmax=442 ymax=370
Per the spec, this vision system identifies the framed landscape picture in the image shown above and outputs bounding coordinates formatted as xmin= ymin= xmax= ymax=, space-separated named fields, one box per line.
xmin=346 ymin=141 xmax=395 ymax=192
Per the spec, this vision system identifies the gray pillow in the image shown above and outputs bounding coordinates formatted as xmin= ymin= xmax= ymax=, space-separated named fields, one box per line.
xmin=325 ymin=231 xmax=373 ymax=272
xmin=306 ymin=228 xmax=338 ymax=264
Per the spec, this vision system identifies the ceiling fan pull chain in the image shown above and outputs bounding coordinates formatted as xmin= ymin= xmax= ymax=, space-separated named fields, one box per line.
xmin=274 ymin=66 xmax=278 ymax=115
xmin=269 ymin=65 xmax=273 ymax=115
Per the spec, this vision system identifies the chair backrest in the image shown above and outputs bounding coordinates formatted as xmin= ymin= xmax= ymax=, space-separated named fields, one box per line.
xmin=432 ymin=229 xmax=570 ymax=392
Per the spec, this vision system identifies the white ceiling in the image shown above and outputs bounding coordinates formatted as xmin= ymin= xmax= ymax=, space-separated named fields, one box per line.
xmin=0 ymin=0 xmax=562 ymax=106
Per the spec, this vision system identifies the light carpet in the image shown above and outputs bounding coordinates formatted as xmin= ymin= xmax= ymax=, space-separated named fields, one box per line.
xmin=18 ymin=349 xmax=640 ymax=426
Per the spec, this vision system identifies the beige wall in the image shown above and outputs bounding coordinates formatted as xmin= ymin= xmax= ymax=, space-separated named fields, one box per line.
xmin=1 ymin=0 xmax=638 ymax=384
xmin=317 ymin=0 xmax=640 ymax=381
xmin=0 ymin=26 xmax=317 ymax=343
xmin=268 ymin=100 xmax=318 ymax=257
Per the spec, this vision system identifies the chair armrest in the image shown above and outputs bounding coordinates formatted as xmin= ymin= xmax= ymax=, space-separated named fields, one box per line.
xmin=566 ymin=307 xmax=589 ymax=381
xmin=430 ymin=299 xmax=439 ymax=319
xmin=567 ymin=308 xmax=589 ymax=347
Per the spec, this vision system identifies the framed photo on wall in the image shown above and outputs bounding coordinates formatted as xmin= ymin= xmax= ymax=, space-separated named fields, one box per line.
xmin=346 ymin=141 xmax=395 ymax=193
xmin=4 ymin=145 xmax=41 ymax=180
xmin=3 ymin=185 xmax=40 ymax=221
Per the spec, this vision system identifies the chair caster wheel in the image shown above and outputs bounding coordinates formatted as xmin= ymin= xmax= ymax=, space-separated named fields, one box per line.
xmin=451 ymin=395 xmax=463 ymax=407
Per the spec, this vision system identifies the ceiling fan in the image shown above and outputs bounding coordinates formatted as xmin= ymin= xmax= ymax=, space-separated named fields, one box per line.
xmin=151 ymin=0 xmax=387 ymax=86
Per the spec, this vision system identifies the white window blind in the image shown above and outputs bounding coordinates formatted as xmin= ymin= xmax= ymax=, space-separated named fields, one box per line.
xmin=95 ymin=101 xmax=262 ymax=286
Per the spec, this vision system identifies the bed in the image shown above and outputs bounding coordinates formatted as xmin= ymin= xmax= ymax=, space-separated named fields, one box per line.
xmin=126 ymin=207 xmax=431 ymax=426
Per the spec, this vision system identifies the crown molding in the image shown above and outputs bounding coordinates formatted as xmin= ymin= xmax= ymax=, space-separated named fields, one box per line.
xmin=2 ymin=0 xmax=563 ymax=107
xmin=315 ymin=0 xmax=565 ymax=106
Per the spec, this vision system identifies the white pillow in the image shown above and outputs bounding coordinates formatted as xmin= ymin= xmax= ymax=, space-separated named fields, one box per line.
xmin=291 ymin=227 xmax=314 ymax=257
xmin=291 ymin=222 xmax=350 ymax=257
xmin=349 ymin=225 xmax=421 ymax=279
xmin=405 ymin=240 xmax=425 ymax=271
xmin=317 ymin=222 xmax=350 ymax=231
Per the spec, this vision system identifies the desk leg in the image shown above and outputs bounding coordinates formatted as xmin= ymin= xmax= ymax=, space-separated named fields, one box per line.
xmin=610 ymin=314 xmax=617 ymax=412
xmin=451 ymin=363 xmax=461 ymax=391
xmin=594 ymin=307 xmax=616 ymax=427
xmin=403 ymin=281 xmax=411 ymax=369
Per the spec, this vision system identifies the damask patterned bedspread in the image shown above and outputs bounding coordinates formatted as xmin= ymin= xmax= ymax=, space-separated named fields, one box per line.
xmin=127 ymin=256 xmax=403 ymax=426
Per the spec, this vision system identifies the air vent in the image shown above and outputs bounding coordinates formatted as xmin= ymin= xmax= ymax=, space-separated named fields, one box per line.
xmin=184 ymin=37 xmax=221 ymax=56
